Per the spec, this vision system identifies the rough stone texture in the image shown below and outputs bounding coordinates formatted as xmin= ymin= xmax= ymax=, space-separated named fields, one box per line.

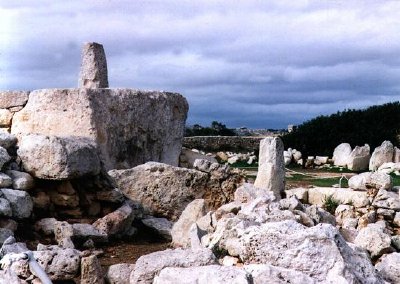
xmin=308 ymin=187 xmax=369 ymax=208
xmin=34 ymin=218 xmax=57 ymax=235
xmin=6 ymin=170 xmax=35 ymax=190
xmin=285 ymin=187 xmax=308 ymax=203
xmin=0 ymin=197 xmax=12 ymax=217
xmin=254 ymin=137 xmax=285 ymax=200
xmin=0 ymin=91 xmax=29 ymax=109
xmin=11 ymin=88 xmax=188 ymax=170
xmin=18 ymin=134 xmax=101 ymax=180
xmin=372 ymin=189 xmax=400 ymax=210
xmin=354 ymin=223 xmax=393 ymax=258
xmin=305 ymin=205 xmax=336 ymax=226
xmin=370 ymin=141 xmax=394 ymax=171
xmin=0 ymin=109 xmax=13 ymax=127
xmin=183 ymin=136 xmax=264 ymax=152
xmin=54 ymin=221 xmax=74 ymax=249
xmin=347 ymin=144 xmax=370 ymax=171
xmin=153 ymin=265 xmax=250 ymax=284
xmin=141 ymin=216 xmax=173 ymax=240
xmin=179 ymin=148 xmax=217 ymax=169
xmin=0 ymin=130 xmax=17 ymax=149
xmin=130 ymin=248 xmax=217 ymax=284
xmin=394 ymin=147 xmax=400 ymax=163
xmin=72 ymin=223 xmax=108 ymax=243
xmin=171 ymin=199 xmax=206 ymax=248
xmin=0 ymin=228 xmax=14 ymax=245
xmin=333 ymin=143 xmax=352 ymax=167
xmin=394 ymin=212 xmax=400 ymax=227
xmin=81 ymin=255 xmax=104 ymax=284
xmin=375 ymin=252 xmax=400 ymax=283
xmin=0 ymin=146 xmax=11 ymax=170
xmin=234 ymin=183 xmax=275 ymax=204
xmin=34 ymin=248 xmax=81 ymax=281
xmin=92 ymin=203 xmax=135 ymax=236
xmin=211 ymin=220 xmax=383 ymax=283
xmin=78 ymin=42 xmax=108 ymax=89
xmin=348 ymin=172 xmax=392 ymax=191
xmin=0 ymin=173 xmax=12 ymax=188
xmin=0 ymin=188 xmax=33 ymax=218
xmin=244 ymin=264 xmax=317 ymax=284
xmin=106 ymin=263 xmax=135 ymax=284
xmin=109 ymin=162 xmax=243 ymax=220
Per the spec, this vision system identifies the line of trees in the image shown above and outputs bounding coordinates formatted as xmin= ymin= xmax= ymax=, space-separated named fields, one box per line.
xmin=185 ymin=121 xmax=236 ymax=137
xmin=281 ymin=102 xmax=400 ymax=156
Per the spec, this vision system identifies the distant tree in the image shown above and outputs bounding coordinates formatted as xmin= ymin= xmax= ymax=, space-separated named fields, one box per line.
xmin=185 ymin=121 xmax=236 ymax=137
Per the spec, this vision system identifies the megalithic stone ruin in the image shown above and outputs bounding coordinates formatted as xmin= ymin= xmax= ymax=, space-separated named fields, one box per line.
xmin=254 ymin=137 xmax=285 ymax=200
xmin=78 ymin=42 xmax=109 ymax=88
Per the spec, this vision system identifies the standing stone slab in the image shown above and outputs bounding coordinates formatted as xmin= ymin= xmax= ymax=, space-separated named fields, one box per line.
xmin=333 ymin=143 xmax=352 ymax=167
xmin=254 ymin=137 xmax=285 ymax=200
xmin=347 ymin=144 xmax=370 ymax=171
xmin=11 ymin=88 xmax=188 ymax=170
xmin=370 ymin=141 xmax=394 ymax=171
xmin=78 ymin=42 xmax=108 ymax=88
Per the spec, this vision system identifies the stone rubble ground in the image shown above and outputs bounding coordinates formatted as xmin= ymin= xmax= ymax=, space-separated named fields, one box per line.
xmin=1 ymin=42 xmax=400 ymax=283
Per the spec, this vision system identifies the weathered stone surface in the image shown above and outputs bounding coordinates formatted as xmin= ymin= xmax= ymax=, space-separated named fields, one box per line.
xmin=0 ymin=188 xmax=33 ymax=218
xmin=5 ymin=170 xmax=34 ymax=190
xmin=171 ymin=199 xmax=206 ymax=248
xmin=348 ymin=172 xmax=392 ymax=191
xmin=305 ymin=205 xmax=336 ymax=226
xmin=142 ymin=216 xmax=173 ymax=241
xmin=72 ymin=223 xmax=108 ymax=243
xmin=50 ymin=191 xmax=79 ymax=207
xmin=153 ymin=265 xmax=250 ymax=284
xmin=0 ymin=173 xmax=12 ymax=188
xmin=130 ymin=248 xmax=217 ymax=284
xmin=244 ymin=264 xmax=316 ymax=284
xmin=110 ymin=162 xmax=242 ymax=220
xmin=92 ymin=203 xmax=134 ymax=236
xmin=179 ymin=148 xmax=217 ymax=169
xmin=372 ymin=189 xmax=400 ymax=210
xmin=106 ymin=263 xmax=135 ymax=284
xmin=347 ymin=144 xmax=370 ymax=171
xmin=211 ymin=220 xmax=383 ymax=283
xmin=394 ymin=147 xmax=400 ymax=163
xmin=370 ymin=141 xmax=394 ymax=171
xmin=11 ymin=88 xmax=188 ymax=170
xmin=0 ymin=109 xmax=13 ymax=127
xmin=0 ymin=91 xmax=29 ymax=109
xmin=354 ymin=223 xmax=393 ymax=258
xmin=34 ymin=248 xmax=81 ymax=280
xmin=308 ymin=187 xmax=369 ymax=208
xmin=34 ymin=218 xmax=57 ymax=235
xmin=18 ymin=134 xmax=101 ymax=180
xmin=0 ymin=228 xmax=13 ymax=245
xmin=375 ymin=252 xmax=400 ymax=283
xmin=285 ymin=187 xmax=308 ymax=203
xmin=0 ymin=147 xmax=11 ymax=170
xmin=394 ymin=212 xmax=400 ymax=227
xmin=0 ymin=130 xmax=17 ymax=149
xmin=234 ymin=183 xmax=275 ymax=204
xmin=54 ymin=221 xmax=74 ymax=249
xmin=0 ymin=197 xmax=12 ymax=217
xmin=254 ymin=137 xmax=285 ymax=200
xmin=335 ymin=205 xmax=356 ymax=225
xmin=333 ymin=143 xmax=352 ymax=167
xmin=78 ymin=42 xmax=108 ymax=89
xmin=81 ymin=255 xmax=104 ymax=284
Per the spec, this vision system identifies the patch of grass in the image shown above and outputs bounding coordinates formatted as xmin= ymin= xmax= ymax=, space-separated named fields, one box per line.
xmin=390 ymin=173 xmax=400 ymax=187
xmin=286 ymin=174 xmax=348 ymax=188
xmin=323 ymin=194 xmax=340 ymax=214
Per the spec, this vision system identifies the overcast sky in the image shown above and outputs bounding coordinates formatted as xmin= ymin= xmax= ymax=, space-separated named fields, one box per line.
xmin=1 ymin=1 xmax=400 ymax=128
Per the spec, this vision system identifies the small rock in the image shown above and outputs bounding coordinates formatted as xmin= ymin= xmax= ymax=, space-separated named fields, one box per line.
xmin=81 ymin=255 xmax=104 ymax=284
xmin=5 ymin=170 xmax=35 ymax=191
xmin=34 ymin=218 xmax=57 ymax=235
xmin=106 ymin=263 xmax=135 ymax=284
xmin=142 ymin=216 xmax=173 ymax=241
xmin=0 ymin=147 xmax=11 ymax=170
xmin=0 ymin=188 xmax=33 ymax=218
xmin=0 ymin=173 xmax=12 ymax=188
xmin=354 ymin=223 xmax=393 ymax=258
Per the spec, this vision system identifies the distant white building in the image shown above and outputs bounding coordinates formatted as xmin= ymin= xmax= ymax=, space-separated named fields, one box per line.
xmin=288 ymin=124 xmax=296 ymax=133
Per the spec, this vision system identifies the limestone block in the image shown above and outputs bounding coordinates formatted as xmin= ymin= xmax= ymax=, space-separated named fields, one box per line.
xmin=12 ymin=88 xmax=188 ymax=170
xmin=0 ymin=109 xmax=13 ymax=127
xmin=0 ymin=91 xmax=29 ymax=109
xmin=333 ymin=143 xmax=352 ymax=167
xmin=370 ymin=141 xmax=394 ymax=171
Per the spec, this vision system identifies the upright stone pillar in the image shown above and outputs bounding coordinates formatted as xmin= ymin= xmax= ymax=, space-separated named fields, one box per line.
xmin=78 ymin=42 xmax=109 ymax=88
xmin=254 ymin=137 xmax=285 ymax=200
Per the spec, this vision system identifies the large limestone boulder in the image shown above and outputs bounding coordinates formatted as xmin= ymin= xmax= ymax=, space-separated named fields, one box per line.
xmin=18 ymin=134 xmax=101 ymax=180
xmin=254 ymin=137 xmax=285 ymax=200
xmin=375 ymin=252 xmax=400 ymax=283
xmin=369 ymin=141 xmax=394 ymax=171
xmin=348 ymin=172 xmax=392 ymax=191
xmin=153 ymin=265 xmax=250 ymax=284
xmin=210 ymin=219 xmax=383 ymax=283
xmin=109 ymin=161 xmax=243 ymax=220
xmin=11 ymin=88 xmax=188 ymax=170
xmin=333 ymin=143 xmax=352 ymax=167
xmin=354 ymin=223 xmax=393 ymax=258
xmin=130 ymin=248 xmax=217 ymax=283
xmin=346 ymin=144 xmax=370 ymax=171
